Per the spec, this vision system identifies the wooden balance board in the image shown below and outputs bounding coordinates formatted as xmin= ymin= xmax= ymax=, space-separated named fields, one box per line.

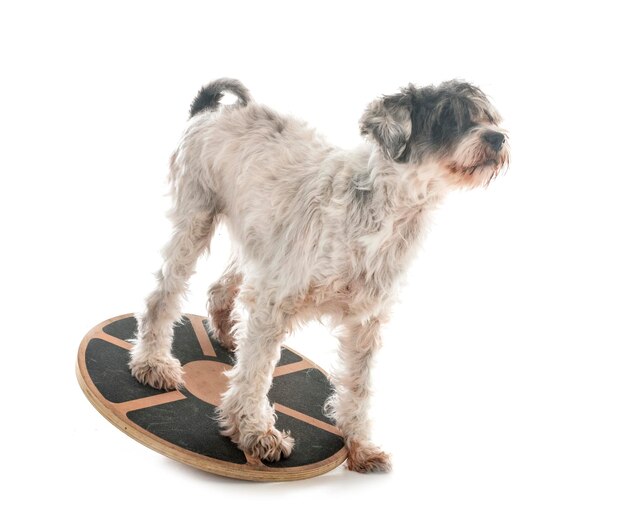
xmin=76 ymin=314 xmax=347 ymax=481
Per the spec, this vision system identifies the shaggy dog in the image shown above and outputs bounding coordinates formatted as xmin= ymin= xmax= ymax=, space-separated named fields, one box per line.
xmin=129 ymin=78 xmax=509 ymax=472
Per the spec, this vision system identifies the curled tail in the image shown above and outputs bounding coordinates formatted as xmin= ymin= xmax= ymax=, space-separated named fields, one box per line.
xmin=189 ymin=78 xmax=252 ymax=118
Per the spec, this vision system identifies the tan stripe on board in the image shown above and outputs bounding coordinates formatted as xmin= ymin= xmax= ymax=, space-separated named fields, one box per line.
xmin=274 ymin=403 xmax=342 ymax=437
xmin=116 ymin=390 xmax=186 ymax=415
xmin=189 ymin=316 xmax=217 ymax=357
xmin=273 ymin=360 xmax=314 ymax=377
xmin=96 ymin=331 xmax=133 ymax=351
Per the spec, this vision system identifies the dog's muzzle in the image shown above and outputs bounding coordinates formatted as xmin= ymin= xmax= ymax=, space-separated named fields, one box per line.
xmin=482 ymin=131 xmax=506 ymax=152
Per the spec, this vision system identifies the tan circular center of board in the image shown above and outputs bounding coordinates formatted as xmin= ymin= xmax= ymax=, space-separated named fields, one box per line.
xmin=182 ymin=361 xmax=231 ymax=406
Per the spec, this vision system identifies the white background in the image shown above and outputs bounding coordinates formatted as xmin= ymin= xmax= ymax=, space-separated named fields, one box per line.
xmin=1 ymin=1 xmax=625 ymax=514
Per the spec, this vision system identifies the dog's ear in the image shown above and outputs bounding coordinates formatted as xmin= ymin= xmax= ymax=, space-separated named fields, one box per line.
xmin=359 ymin=93 xmax=412 ymax=161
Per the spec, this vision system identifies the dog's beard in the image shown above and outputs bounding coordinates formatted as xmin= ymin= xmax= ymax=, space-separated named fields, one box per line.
xmin=445 ymin=132 xmax=510 ymax=188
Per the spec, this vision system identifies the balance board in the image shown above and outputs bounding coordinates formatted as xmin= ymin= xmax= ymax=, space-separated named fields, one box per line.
xmin=76 ymin=314 xmax=347 ymax=481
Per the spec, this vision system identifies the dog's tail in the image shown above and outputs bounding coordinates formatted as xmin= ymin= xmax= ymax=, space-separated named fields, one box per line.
xmin=189 ymin=78 xmax=252 ymax=118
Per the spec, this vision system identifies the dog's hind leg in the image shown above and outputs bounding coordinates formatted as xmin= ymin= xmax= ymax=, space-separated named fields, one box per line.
xmin=207 ymin=257 xmax=242 ymax=351
xmin=326 ymin=316 xmax=392 ymax=473
xmin=130 ymin=208 xmax=218 ymax=390
xmin=217 ymin=293 xmax=295 ymax=461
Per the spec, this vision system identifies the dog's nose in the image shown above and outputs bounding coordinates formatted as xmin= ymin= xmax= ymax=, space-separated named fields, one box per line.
xmin=482 ymin=131 xmax=505 ymax=151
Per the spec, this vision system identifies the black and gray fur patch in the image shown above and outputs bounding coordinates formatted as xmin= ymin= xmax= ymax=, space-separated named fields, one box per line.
xmin=189 ymin=78 xmax=252 ymax=118
xmin=360 ymin=80 xmax=501 ymax=163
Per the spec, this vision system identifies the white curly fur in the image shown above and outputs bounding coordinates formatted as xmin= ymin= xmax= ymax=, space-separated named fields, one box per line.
xmin=129 ymin=79 xmax=509 ymax=472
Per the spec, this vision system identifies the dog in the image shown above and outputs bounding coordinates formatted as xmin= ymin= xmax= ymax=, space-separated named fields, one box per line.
xmin=129 ymin=78 xmax=509 ymax=473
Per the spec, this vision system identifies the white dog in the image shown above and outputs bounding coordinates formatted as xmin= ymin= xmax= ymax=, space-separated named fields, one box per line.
xmin=129 ymin=78 xmax=509 ymax=472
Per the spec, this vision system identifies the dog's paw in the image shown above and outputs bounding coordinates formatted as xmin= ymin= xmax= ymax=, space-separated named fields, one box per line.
xmin=207 ymin=304 xmax=238 ymax=351
xmin=129 ymin=353 xmax=184 ymax=390
xmin=215 ymin=329 xmax=237 ymax=352
xmin=239 ymin=427 xmax=295 ymax=462
xmin=346 ymin=439 xmax=392 ymax=473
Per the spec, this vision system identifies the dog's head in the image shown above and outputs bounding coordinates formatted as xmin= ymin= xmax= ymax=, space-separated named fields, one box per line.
xmin=360 ymin=81 xmax=509 ymax=188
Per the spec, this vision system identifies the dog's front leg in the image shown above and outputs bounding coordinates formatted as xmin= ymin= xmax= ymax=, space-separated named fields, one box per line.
xmin=217 ymin=298 xmax=294 ymax=462
xmin=328 ymin=316 xmax=392 ymax=473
